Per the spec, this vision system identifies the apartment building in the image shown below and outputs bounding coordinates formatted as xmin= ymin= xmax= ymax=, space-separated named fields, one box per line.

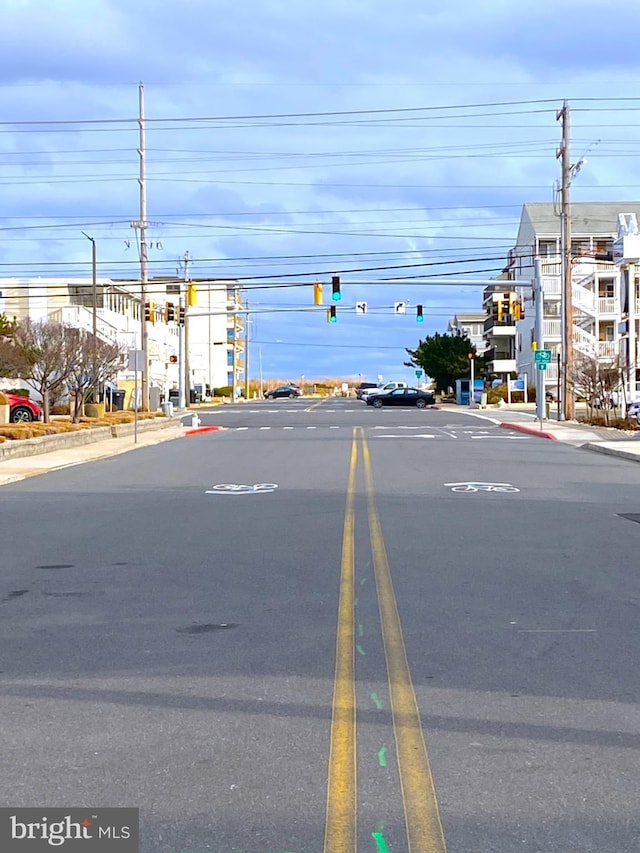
xmin=0 ymin=276 xmax=244 ymax=405
xmin=447 ymin=312 xmax=488 ymax=354
xmin=503 ymin=202 xmax=640 ymax=400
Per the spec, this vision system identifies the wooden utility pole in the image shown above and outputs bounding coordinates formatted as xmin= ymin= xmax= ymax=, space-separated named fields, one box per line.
xmin=557 ymin=101 xmax=574 ymax=420
xmin=137 ymin=82 xmax=150 ymax=410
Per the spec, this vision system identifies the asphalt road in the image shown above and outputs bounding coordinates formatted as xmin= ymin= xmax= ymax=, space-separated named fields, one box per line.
xmin=1 ymin=397 xmax=640 ymax=852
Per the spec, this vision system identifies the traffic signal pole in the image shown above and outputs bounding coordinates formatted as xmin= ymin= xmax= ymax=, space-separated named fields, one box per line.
xmin=534 ymin=259 xmax=545 ymax=427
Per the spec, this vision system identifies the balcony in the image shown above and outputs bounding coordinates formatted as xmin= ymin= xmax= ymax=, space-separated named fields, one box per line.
xmin=484 ymin=316 xmax=516 ymax=335
xmin=487 ymin=358 xmax=517 ymax=374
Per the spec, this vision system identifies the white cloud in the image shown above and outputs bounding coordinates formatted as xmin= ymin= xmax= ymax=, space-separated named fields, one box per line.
xmin=2 ymin=0 xmax=640 ymax=378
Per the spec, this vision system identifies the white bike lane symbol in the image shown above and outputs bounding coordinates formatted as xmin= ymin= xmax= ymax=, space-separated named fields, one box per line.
xmin=206 ymin=483 xmax=279 ymax=495
xmin=444 ymin=481 xmax=520 ymax=493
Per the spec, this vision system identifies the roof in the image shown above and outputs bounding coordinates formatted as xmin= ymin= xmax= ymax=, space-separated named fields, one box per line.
xmin=520 ymin=202 xmax=640 ymax=238
xmin=451 ymin=312 xmax=487 ymax=322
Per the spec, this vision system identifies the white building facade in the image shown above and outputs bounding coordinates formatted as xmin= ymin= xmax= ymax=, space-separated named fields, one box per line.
xmin=504 ymin=202 xmax=640 ymax=401
xmin=0 ymin=276 xmax=244 ymax=405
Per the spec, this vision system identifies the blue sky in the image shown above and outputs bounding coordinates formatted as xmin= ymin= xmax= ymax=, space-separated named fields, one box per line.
xmin=3 ymin=0 xmax=640 ymax=382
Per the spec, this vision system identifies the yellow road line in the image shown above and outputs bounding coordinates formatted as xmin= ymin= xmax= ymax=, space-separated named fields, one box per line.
xmin=362 ymin=436 xmax=448 ymax=853
xmin=323 ymin=428 xmax=359 ymax=853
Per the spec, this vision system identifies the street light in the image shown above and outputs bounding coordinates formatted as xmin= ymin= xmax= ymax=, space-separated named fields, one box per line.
xmin=81 ymin=232 xmax=98 ymax=402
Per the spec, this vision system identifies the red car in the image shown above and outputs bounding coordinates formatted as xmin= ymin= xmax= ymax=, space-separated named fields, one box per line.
xmin=4 ymin=393 xmax=42 ymax=423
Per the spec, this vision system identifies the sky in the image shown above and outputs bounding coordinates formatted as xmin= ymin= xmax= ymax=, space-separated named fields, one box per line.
xmin=3 ymin=0 xmax=640 ymax=382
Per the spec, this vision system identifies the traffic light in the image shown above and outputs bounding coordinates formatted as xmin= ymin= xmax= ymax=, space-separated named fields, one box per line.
xmin=327 ymin=306 xmax=337 ymax=323
xmin=169 ymin=355 xmax=178 ymax=363
xmin=164 ymin=302 xmax=176 ymax=323
xmin=510 ymin=293 xmax=524 ymax=320
xmin=331 ymin=275 xmax=341 ymax=301
xmin=314 ymin=282 xmax=323 ymax=305
xmin=187 ymin=283 xmax=197 ymax=306
xmin=416 ymin=304 xmax=424 ymax=322
xmin=179 ymin=306 xmax=186 ymax=325
xmin=144 ymin=301 xmax=156 ymax=323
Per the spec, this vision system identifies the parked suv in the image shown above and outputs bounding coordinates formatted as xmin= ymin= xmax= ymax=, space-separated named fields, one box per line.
xmin=3 ymin=393 xmax=43 ymax=423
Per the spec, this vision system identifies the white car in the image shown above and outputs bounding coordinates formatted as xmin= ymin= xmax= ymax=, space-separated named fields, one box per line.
xmin=627 ymin=401 xmax=640 ymax=423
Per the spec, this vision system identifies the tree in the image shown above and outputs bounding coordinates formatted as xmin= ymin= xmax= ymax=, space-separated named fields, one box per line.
xmin=571 ymin=353 xmax=623 ymax=425
xmin=65 ymin=329 xmax=124 ymax=422
xmin=0 ymin=313 xmax=29 ymax=380
xmin=405 ymin=333 xmax=475 ymax=393
xmin=10 ymin=319 xmax=76 ymax=422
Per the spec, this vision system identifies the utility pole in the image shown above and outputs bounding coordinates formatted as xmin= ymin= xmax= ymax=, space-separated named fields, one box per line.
xmin=183 ymin=251 xmax=191 ymax=406
xmin=244 ymin=299 xmax=250 ymax=400
xmin=135 ymin=81 xmax=150 ymax=411
xmin=534 ymin=258 xmax=545 ymax=426
xmin=557 ymin=101 xmax=574 ymax=420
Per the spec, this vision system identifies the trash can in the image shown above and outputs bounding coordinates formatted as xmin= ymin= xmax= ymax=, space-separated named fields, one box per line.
xmin=162 ymin=401 xmax=174 ymax=416
xmin=110 ymin=390 xmax=126 ymax=411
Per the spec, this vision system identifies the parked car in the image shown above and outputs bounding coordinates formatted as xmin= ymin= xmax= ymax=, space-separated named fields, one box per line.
xmin=264 ymin=385 xmax=302 ymax=400
xmin=360 ymin=381 xmax=409 ymax=401
xmin=356 ymin=382 xmax=379 ymax=400
xmin=627 ymin=401 xmax=640 ymax=424
xmin=4 ymin=393 xmax=43 ymax=423
xmin=366 ymin=387 xmax=436 ymax=408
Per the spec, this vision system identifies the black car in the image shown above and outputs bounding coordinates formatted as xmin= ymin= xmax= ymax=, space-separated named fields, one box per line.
xmin=265 ymin=385 xmax=302 ymax=400
xmin=366 ymin=387 xmax=435 ymax=408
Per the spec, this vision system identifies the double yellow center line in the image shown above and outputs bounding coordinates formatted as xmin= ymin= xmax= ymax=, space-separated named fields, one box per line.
xmin=324 ymin=428 xmax=447 ymax=853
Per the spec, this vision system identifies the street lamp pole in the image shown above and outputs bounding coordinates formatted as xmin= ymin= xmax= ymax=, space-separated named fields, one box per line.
xmin=81 ymin=232 xmax=98 ymax=402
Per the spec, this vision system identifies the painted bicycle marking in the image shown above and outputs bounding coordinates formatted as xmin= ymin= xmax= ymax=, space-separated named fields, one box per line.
xmin=206 ymin=483 xmax=278 ymax=494
xmin=444 ymin=481 xmax=520 ymax=493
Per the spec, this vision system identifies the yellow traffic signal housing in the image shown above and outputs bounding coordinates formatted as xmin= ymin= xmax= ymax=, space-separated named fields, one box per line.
xmin=187 ymin=283 xmax=197 ymax=306
xmin=164 ymin=302 xmax=176 ymax=323
xmin=314 ymin=282 xmax=323 ymax=305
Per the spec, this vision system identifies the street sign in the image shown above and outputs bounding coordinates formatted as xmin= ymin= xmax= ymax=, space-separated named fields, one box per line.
xmin=355 ymin=301 xmax=367 ymax=314
xmin=537 ymin=363 xmax=547 ymax=371
xmin=415 ymin=369 xmax=423 ymax=378
xmin=534 ymin=349 xmax=552 ymax=364
xmin=394 ymin=302 xmax=406 ymax=314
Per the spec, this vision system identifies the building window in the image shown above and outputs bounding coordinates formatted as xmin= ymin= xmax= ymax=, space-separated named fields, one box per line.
xmin=539 ymin=240 xmax=557 ymax=257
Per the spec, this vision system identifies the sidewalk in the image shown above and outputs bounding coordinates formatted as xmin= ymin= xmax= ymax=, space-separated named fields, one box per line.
xmin=0 ymin=421 xmax=187 ymax=486
xmin=473 ymin=405 xmax=640 ymax=464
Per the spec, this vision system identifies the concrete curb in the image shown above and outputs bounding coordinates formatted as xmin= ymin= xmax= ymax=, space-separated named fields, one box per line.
xmin=0 ymin=417 xmax=182 ymax=461
xmin=581 ymin=443 xmax=640 ymax=463
xmin=500 ymin=421 xmax=558 ymax=440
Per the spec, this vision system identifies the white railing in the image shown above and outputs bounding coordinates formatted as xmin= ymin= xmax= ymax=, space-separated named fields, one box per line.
xmin=542 ymin=275 xmax=561 ymax=295
xmin=596 ymin=340 xmax=618 ymax=358
xmin=541 ymin=262 xmax=561 ymax=276
xmin=572 ymin=282 xmax=596 ymax=313
xmin=544 ymin=319 xmax=561 ymax=338
xmin=598 ymin=297 xmax=617 ymax=314
xmin=573 ymin=325 xmax=598 ymax=354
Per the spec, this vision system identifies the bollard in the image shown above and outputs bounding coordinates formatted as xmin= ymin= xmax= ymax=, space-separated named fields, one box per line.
xmin=191 ymin=413 xmax=201 ymax=429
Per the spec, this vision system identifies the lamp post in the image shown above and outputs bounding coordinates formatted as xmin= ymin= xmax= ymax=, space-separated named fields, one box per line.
xmin=81 ymin=232 xmax=98 ymax=402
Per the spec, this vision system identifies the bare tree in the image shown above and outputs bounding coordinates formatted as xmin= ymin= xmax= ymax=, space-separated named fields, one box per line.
xmin=66 ymin=329 xmax=124 ymax=422
xmin=11 ymin=319 xmax=76 ymax=421
xmin=571 ymin=352 xmax=623 ymax=426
